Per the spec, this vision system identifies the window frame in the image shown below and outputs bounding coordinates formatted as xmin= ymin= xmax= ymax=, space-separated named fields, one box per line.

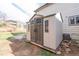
xmin=69 ymin=15 xmax=79 ymax=26
xmin=76 ymin=16 xmax=79 ymax=24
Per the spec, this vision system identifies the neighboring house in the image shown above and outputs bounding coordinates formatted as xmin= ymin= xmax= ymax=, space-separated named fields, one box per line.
xmin=5 ymin=20 xmax=26 ymax=29
xmin=27 ymin=3 xmax=79 ymax=51
xmin=5 ymin=20 xmax=17 ymax=26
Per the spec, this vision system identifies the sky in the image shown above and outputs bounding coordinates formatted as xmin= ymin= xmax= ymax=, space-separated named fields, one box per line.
xmin=0 ymin=0 xmax=79 ymax=24
xmin=0 ymin=0 xmax=43 ymax=23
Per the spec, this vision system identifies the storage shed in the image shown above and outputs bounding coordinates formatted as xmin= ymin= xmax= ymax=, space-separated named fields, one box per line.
xmin=27 ymin=12 xmax=62 ymax=50
xmin=26 ymin=3 xmax=79 ymax=52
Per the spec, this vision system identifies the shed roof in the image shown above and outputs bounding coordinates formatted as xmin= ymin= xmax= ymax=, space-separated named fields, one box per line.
xmin=29 ymin=14 xmax=44 ymax=22
xmin=34 ymin=3 xmax=53 ymax=12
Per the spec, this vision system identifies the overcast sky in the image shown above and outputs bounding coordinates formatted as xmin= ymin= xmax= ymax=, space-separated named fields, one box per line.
xmin=0 ymin=0 xmax=79 ymax=23
xmin=0 ymin=0 xmax=42 ymax=23
xmin=0 ymin=0 xmax=53 ymax=23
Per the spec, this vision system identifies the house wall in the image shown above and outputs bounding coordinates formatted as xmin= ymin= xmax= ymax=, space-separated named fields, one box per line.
xmin=36 ymin=3 xmax=79 ymax=40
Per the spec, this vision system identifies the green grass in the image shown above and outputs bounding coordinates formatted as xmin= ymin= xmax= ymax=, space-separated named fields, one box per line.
xmin=11 ymin=32 xmax=26 ymax=36
xmin=0 ymin=32 xmax=26 ymax=40
xmin=0 ymin=32 xmax=13 ymax=40
xmin=39 ymin=49 xmax=56 ymax=56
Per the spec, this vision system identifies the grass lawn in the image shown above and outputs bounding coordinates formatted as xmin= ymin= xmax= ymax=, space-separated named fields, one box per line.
xmin=0 ymin=32 xmax=26 ymax=40
xmin=0 ymin=32 xmax=13 ymax=40
xmin=11 ymin=32 xmax=26 ymax=36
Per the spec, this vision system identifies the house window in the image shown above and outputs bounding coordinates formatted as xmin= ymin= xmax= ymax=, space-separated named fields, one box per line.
xmin=45 ymin=20 xmax=48 ymax=32
xmin=76 ymin=17 xmax=79 ymax=24
xmin=70 ymin=17 xmax=75 ymax=24
xmin=69 ymin=15 xmax=79 ymax=25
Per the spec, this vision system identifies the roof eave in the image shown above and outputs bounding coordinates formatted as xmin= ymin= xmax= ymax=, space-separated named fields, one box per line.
xmin=34 ymin=3 xmax=53 ymax=13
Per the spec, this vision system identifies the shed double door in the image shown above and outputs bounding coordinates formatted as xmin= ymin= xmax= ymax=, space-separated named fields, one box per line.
xmin=30 ymin=18 xmax=43 ymax=45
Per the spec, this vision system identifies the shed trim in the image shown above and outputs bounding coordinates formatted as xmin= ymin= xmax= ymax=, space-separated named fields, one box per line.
xmin=34 ymin=3 xmax=53 ymax=12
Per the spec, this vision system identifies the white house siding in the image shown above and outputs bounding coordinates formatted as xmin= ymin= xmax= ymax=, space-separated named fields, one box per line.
xmin=36 ymin=3 xmax=79 ymax=40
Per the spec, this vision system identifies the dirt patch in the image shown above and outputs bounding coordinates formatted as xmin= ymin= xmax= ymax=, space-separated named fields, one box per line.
xmin=0 ymin=40 xmax=14 ymax=56
xmin=56 ymin=39 xmax=79 ymax=56
xmin=0 ymin=39 xmax=79 ymax=56
xmin=0 ymin=39 xmax=42 ymax=56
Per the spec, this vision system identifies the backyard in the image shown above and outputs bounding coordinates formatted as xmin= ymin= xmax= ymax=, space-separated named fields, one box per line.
xmin=0 ymin=21 xmax=56 ymax=56
xmin=0 ymin=32 xmax=56 ymax=56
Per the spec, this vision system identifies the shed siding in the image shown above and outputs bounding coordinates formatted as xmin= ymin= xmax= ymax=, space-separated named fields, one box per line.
xmin=43 ymin=14 xmax=62 ymax=49
xmin=43 ymin=16 xmax=56 ymax=49
xmin=26 ymin=23 xmax=31 ymax=41
xmin=36 ymin=3 xmax=79 ymax=40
